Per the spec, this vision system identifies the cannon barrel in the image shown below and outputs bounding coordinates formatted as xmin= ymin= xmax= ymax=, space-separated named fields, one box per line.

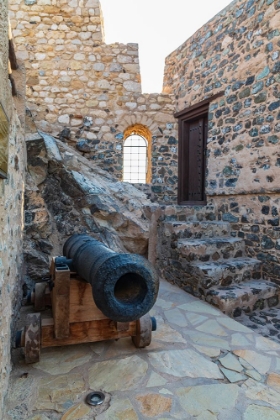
xmin=63 ymin=234 xmax=159 ymax=322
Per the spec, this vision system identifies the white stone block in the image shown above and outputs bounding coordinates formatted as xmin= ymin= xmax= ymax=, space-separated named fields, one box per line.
xmin=71 ymin=118 xmax=83 ymax=126
xmin=79 ymin=32 xmax=92 ymax=40
xmin=86 ymin=132 xmax=97 ymax=140
xmin=74 ymin=53 xmax=86 ymax=61
xmin=58 ymin=114 xmax=70 ymax=125
xmin=16 ymin=50 xmax=29 ymax=60
xmin=35 ymin=53 xmax=46 ymax=61
xmin=123 ymin=81 xmax=141 ymax=93
xmin=117 ymin=55 xmax=133 ymax=64
xmin=93 ymin=63 xmax=105 ymax=71
xmin=86 ymin=0 xmax=99 ymax=6
xmin=96 ymin=80 xmax=111 ymax=89
xmin=126 ymin=102 xmax=137 ymax=110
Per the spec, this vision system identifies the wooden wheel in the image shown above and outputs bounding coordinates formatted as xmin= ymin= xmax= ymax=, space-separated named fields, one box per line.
xmin=24 ymin=313 xmax=41 ymax=364
xmin=34 ymin=282 xmax=47 ymax=311
xmin=132 ymin=314 xmax=152 ymax=348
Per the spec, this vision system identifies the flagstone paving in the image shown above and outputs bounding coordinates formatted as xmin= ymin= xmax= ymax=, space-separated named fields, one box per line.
xmin=4 ymin=279 xmax=280 ymax=419
xmin=235 ymin=306 xmax=280 ymax=345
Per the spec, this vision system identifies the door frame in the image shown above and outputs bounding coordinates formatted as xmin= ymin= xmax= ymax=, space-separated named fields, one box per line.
xmin=174 ymin=93 xmax=223 ymax=206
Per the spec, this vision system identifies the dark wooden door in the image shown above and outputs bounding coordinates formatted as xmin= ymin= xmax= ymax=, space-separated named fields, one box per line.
xmin=178 ymin=114 xmax=207 ymax=205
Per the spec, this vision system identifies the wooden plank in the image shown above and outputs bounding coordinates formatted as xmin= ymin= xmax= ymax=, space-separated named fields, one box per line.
xmin=69 ymin=278 xmax=108 ymax=322
xmin=42 ymin=317 xmax=54 ymax=327
xmin=115 ymin=322 xmax=130 ymax=332
xmin=50 ymin=257 xmax=55 ymax=278
xmin=41 ymin=319 xmax=137 ymax=348
xmin=52 ymin=268 xmax=70 ymax=339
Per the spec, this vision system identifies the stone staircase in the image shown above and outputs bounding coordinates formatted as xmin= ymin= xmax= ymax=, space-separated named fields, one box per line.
xmin=159 ymin=216 xmax=280 ymax=318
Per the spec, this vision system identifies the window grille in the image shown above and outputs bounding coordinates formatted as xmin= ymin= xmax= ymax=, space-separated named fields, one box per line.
xmin=123 ymin=134 xmax=147 ymax=183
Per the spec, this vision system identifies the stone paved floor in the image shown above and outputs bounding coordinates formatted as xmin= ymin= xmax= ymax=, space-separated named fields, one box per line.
xmin=4 ymin=279 xmax=280 ymax=420
xmin=235 ymin=305 xmax=280 ymax=346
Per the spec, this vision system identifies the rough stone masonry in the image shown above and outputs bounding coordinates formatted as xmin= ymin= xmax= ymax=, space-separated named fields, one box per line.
xmin=9 ymin=0 xmax=280 ymax=277
xmin=9 ymin=0 xmax=178 ymax=203
xmin=8 ymin=0 xmax=280 ymax=304
xmin=0 ymin=0 xmax=25 ymax=412
xmin=1 ymin=1 xmax=279 ymax=416
xmin=160 ymin=0 xmax=280 ymax=284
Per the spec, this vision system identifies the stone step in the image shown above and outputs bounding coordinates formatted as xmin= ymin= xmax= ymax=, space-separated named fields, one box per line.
xmin=204 ymin=280 xmax=280 ymax=317
xmin=164 ymin=221 xmax=230 ymax=240
xmin=192 ymin=257 xmax=262 ymax=289
xmin=177 ymin=236 xmax=244 ymax=261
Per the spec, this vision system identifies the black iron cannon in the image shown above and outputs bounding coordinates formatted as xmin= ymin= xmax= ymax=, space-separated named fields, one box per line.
xmin=16 ymin=234 xmax=159 ymax=363
xmin=62 ymin=234 xmax=159 ymax=322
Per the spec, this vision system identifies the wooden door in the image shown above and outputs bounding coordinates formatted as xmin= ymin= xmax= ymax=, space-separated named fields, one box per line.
xmin=175 ymin=94 xmax=224 ymax=206
xmin=178 ymin=114 xmax=208 ymax=205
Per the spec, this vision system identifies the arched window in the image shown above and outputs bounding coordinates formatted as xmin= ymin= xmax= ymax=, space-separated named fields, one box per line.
xmin=123 ymin=134 xmax=148 ymax=183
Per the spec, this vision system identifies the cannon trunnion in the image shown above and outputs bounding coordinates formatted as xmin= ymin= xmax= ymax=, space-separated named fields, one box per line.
xmin=17 ymin=235 xmax=159 ymax=363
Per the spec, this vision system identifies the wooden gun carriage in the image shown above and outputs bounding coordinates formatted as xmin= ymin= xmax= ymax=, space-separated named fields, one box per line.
xmin=16 ymin=235 xmax=158 ymax=363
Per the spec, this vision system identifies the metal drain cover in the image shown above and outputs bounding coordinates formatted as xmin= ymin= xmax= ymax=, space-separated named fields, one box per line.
xmin=86 ymin=391 xmax=105 ymax=406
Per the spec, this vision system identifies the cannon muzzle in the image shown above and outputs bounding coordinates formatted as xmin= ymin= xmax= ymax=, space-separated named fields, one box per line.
xmin=63 ymin=234 xmax=159 ymax=322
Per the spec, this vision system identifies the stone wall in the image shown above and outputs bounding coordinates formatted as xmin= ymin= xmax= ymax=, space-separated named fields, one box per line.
xmin=9 ymin=0 xmax=178 ymax=203
xmin=164 ymin=0 xmax=280 ymax=196
xmin=7 ymin=0 xmax=280 ymax=312
xmin=211 ymin=194 xmax=280 ymax=284
xmin=0 ymin=0 xmax=9 ymax=178
xmin=0 ymin=1 xmax=25 ymax=415
xmin=163 ymin=0 xmax=280 ymax=277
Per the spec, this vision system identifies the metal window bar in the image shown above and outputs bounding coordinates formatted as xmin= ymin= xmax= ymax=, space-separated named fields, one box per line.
xmin=123 ymin=134 xmax=147 ymax=183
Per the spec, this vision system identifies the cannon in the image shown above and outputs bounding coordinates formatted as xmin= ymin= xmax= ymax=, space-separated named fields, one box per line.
xmin=16 ymin=235 xmax=159 ymax=363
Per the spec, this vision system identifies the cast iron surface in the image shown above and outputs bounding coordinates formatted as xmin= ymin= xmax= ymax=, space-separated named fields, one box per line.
xmin=63 ymin=234 xmax=159 ymax=322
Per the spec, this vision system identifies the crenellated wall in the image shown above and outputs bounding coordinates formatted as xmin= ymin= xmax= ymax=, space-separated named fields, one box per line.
xmin=9 ymin=0 xmax=178 ymax=203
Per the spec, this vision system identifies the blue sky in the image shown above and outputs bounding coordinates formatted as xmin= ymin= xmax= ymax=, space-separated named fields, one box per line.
xmin=100 ymin=0 xmax=233 ymax=93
